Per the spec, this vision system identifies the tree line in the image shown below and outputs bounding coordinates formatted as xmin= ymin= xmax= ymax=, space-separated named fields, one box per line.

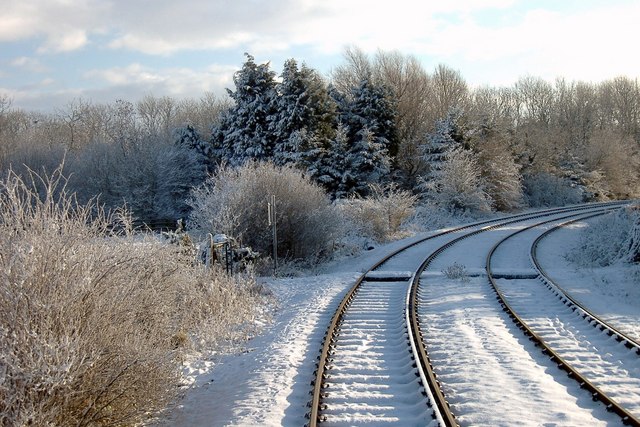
xmin=1 ymin=47 xmax=639 ymax=225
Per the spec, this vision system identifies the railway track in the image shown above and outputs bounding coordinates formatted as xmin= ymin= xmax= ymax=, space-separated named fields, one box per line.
xmin=484 ymin=211 xmax=640 ymax=424
xmin=307 ymin=201 xmax=633 ymax=426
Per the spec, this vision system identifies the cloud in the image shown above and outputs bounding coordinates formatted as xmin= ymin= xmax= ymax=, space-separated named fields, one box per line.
xmin=10 ymin=56 xmax=48 ymax=73
xmin=0 ymin=0 xmax=519 ymax=55
xmin=2 ymin=0 xmax=639 ymax=110
xmin=0 ymin=0 xmax=105 ymax=52
xmin=84 ymin=62 xmax=236 ymax=98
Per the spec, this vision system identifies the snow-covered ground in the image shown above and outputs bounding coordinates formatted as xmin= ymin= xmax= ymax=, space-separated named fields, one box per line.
xmin=158 ymin=209 xmax=639 ymax=426
xmin=536 ymin=218 xmax=640 ymax=342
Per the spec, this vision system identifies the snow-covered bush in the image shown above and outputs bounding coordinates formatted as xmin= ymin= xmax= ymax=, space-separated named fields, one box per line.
xmin=523 ymin=172 xmax=584 ymax=207
xmin=337 ymin=183 xmax=418 ymax=242
xmin=567 ymin=205 xmax=640 ymax=267
xmin=188 ymin=161 xmax=342 ymax=261
xmin=68 ymin=137 xmax=207 ymax=222
xmin=421 ymin=147 xmax=493 ymax=214
xmin=0 ymin=167 xmax=261 ymax=426
xmin=442 ymin=262 xmax=470 ymax=282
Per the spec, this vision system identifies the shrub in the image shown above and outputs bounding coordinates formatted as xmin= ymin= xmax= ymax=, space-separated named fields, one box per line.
xmin=188 ymin=161 xmax=342 ymax=261
xmin=0 ymin=166 xmax=260 ymax=426
xmin=523 ymin=172 xmax=583 ymax=207
xmin=338 ymin=183 xmax=418 ymax=242
xmin=567 ymin=205 xmax=640 ymax=267
xmin=442 ymin=262 xmax=470 ymax=282
xmin=422 ymin=148 xmax=493 ymax=214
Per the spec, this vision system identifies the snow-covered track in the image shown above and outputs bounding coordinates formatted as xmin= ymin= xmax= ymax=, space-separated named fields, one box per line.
xmin=307 ymin=201 xmax=629 ymax=426
xmin=531 ymin=215 xmax=640 ymax=353
xmin=486 ymin=209 xmax=640 ymax=426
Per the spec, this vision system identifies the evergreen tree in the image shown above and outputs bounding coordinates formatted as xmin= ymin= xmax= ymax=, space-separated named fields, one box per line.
xmin=175 ymin=124 xmax=214 ymax=174
xmin=339 ymin=126 xmax=391 ymax=197
xmin=211 ymin=54 xmax=277 ymax=165
xmin=328 ymin=78 xmax=395 ymax=197
xmin=420 ymin=108 xmax=466 ymax=184
xmin=272 ymin=59 xmax=336 ymax=166
xmin=303 ymin=124 xmax=349 ymax=198
xmin=348 ymin=78 xmax=399 ymax=157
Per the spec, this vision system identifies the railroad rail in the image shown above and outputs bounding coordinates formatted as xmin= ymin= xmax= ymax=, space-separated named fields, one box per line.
xmin=486 ymin=210 xmax=640 ymax=426
xmin=306 ymin=201 xmax=630 ymax=426
xmin=531 ymin=214 xmax=640 ymax=352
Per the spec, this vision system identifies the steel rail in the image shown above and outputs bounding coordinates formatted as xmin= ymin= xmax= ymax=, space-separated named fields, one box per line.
xmin=531 ymin=212 xmax=640 ymax=353
xmin=486 ymin=208 xmax=640 ymax=426
xmin=306 ymin=201 xmax=629 ymax=426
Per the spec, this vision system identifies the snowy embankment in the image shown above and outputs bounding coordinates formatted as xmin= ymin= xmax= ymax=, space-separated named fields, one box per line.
xmin=159 ymin=208 xmax=638 ymax=426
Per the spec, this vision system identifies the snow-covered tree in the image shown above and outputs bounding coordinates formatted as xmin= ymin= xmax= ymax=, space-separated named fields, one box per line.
xmin=328 ymin=78 xmax=395 ymax=197
xmin=419 ymin=108 xmax=466 ymax=186
xmin=302 ymin=124 xmax=349 ymax=198
xmin=346 ymin=78 xmax=398 ymax=157
xmin=421 ymin=146 xmax=492 ymax=213
xmin=339 ymin=126 xmax=391 ymax=197
xmin=212 ymin=54 xmax=277 ymax=165
xmin=471 ymin=121 xmax=524 ymax=211
xmin=174 ymin=124 xmax=214 ymax=174
xmin=272 ymin=59 xmax=336 ymax=166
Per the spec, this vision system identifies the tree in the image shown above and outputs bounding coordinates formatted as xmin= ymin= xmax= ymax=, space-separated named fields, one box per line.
xmin=471 ymin=121 xmax=524 ymax=211
xmin=212 ymin=53 xmax=277 ymax=165
xmin=302 ymin=124 xmax=349 ymax=198
xmin=422 ymin=146 xmax=492 ymax=213
xmin=431 ymin=64 xmax=469 ymax=121
xmin=271 ymin=59 xmax=336 ymax=166
xmin=347 ymin=78 xmax=398 ymax=157
xmin=339 ymin=126 xmax=391 ymax=197
xmin=419 ymin=108 xmax=466 ymax=187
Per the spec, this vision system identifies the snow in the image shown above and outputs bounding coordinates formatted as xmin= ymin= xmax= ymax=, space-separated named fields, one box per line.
xmin=535 ymin=218 xmax=640 ymax=342
xmin=157 ymin=207 xmax=639 ymax=426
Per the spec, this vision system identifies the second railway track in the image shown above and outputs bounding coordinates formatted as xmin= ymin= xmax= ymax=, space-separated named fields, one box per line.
xmin=308 ymin=201 xmax=635 ymax=426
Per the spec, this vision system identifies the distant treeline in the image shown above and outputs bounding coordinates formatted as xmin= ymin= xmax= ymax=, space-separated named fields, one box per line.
xmin=1 ymin=47 xmax=638 ymax=224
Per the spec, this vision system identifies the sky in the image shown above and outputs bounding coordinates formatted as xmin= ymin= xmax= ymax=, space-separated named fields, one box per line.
xmin=1 ymin=0 xmax=639 ymax=112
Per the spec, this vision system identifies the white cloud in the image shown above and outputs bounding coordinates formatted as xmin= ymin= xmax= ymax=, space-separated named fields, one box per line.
xmin=0 ymin=0 xmax=104 ymax=52
xmin=84 ymin=63 xmax=236 ymax=98
xmin=2 ymin=0 xmax=640 ymax=110
xmin=10 ymin=56 xmax=48 ymax=73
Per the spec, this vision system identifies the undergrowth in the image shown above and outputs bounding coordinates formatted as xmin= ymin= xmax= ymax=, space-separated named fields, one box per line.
xmin=0 ymin=166 xmax=262 ymax=426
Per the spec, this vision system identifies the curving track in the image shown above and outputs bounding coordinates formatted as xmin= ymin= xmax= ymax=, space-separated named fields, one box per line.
xmin=308 ymin=201 xmax=637 ymax=426
xmin=486 ymin=212 xmax=640 ymax=423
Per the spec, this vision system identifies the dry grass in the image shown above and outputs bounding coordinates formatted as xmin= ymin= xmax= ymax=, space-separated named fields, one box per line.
xmin=0 ymin=167 xmax=261 ymax=426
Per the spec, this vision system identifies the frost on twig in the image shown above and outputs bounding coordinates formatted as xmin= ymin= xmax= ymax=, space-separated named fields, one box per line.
xmin=442 ymin=262 xmax=470 ymax=282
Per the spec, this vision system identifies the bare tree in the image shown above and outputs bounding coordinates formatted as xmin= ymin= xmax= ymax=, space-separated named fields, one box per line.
xmin=330 ymin=46 xmax=373 ymax=97
xmin=515 ymin=76 xmax=555 ymax=127
xmin=431 ymin=64 xmax=469 ymax=121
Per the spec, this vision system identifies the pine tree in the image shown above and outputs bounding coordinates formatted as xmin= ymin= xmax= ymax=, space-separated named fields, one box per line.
xmin=272 ymin=59 xmax=336 ymax=166
xmin=175 ymin=124 xmax=214 ymax=174
xmin=211 ymin=53 xmax=277 ymax=165
xmin=328 ymin=78 xmax=395 ymax=197
xmin=420 ymin=108 xmax=466 ymax=178
xmin=339 ymin=126 xmax=391 ymax=197
xmin=303 ymin=124 xmax=349 ymax=198
xmin=348 ymin=78 xmax=398 ymax=157
xmin=423 ymin=146 xmax=492 ymax=213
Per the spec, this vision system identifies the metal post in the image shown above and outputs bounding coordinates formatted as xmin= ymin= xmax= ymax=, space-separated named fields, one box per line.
xmin=268 ymin=195 xmax=278 ymax=277
xmin=208 ymin=233 xmax=214 ymax=268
